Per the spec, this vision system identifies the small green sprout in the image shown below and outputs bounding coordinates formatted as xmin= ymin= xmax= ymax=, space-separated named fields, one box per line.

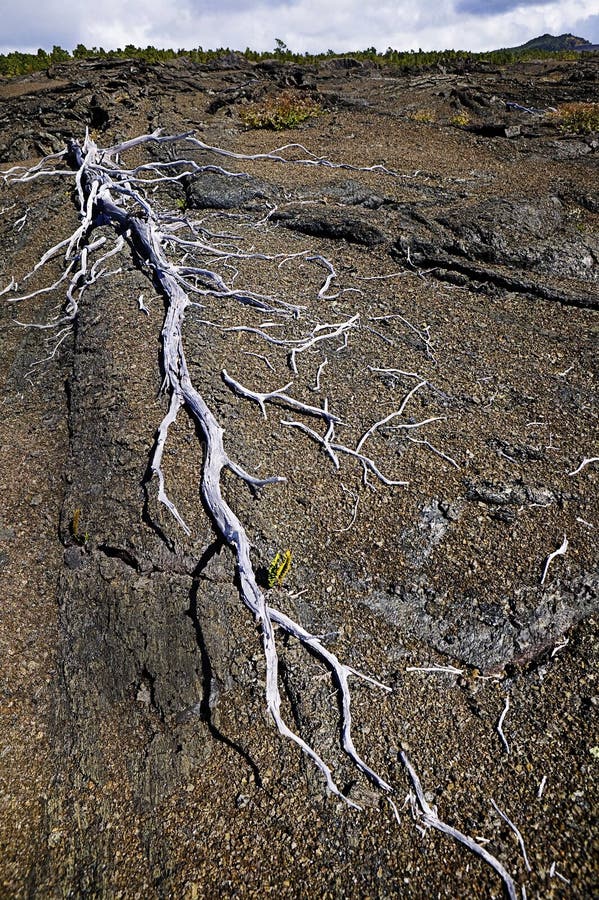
xmin=267 ymin=549 xmax=292 ymax=588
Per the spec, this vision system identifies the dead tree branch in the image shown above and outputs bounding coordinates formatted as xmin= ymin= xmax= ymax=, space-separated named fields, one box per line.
xmin=540 ymin=535 xmax=568 ymax=585
xmin=400 ymin=751 xmax=519 ymax=900
xmin=4 ymin=132 xmax=403 ymax=807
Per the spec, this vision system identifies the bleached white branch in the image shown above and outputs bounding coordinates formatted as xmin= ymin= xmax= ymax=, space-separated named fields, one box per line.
xmin=222 ymin=369 xmax=340 ymax=424
xmin=400 ymin=751 xmax=518 ymax=900
xmin=310 ymin=255 xmax=338 ymax=298
xmin=356 ymin=271 xmax=406 ymax=282
xmin=406 ymin=665 xmax=464 ymax=675
xmin=9 ymin=263 xmax=75 ymax=305
xmin=497 ymin=694 xmax=511 ymax=755
xmin=311 ymin=357 xmax=329 ymax=392
xmin=241 ymin=350 xmax=275 ymax=372
xmin=549 ymin=862 xmax=571 ymax=885
xmin=337 ymin=482 xmax=360 ymax=533
xmin=567 ymin=457 xmax=599 ymax=476
xmin=8 ymin=129 xmax=501 ymax=833
xmin=25 ymin=131 xmax=395 ymax=809
xmin=0 ymin=278 xmax=16 ymax=297
xmin=550 ymin=637 xmax=569 ymax=658
xmin=149 ymin=389 xmax=191 ymax=535
xmin=388 ymin=797 xmax=402 ymax=824
xmin=406 ymin=436 xmax=460 ymax=469
xmin=540 ymin=535 xmax=568 ymax=585
xmin=369 ymin=313 xmax=435 ymax=359
xmin=13 ymin=210 xmax=28 ymax=232
xmin=282 ymin=418 xmax=409 ymax=487
xmin=216 ymin=315 xmax=360 ymax=374
xmin=490 ymin=799 xmax=532 ymax=873
xmin=368 ymin=365 xmax=424 ymax=380
xmin=112 ymin=131 xmax=414 ymax=179
xmin=356 ymin=381 xmax=426 ymax=452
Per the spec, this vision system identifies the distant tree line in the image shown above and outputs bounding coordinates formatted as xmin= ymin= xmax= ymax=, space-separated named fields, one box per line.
xmin=0 ymin=41 xmax=584 ymax=78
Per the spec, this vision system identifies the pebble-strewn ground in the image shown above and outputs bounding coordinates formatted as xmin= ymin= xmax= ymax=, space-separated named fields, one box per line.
xmin=0 ymin=52 xmax=597 ymax=898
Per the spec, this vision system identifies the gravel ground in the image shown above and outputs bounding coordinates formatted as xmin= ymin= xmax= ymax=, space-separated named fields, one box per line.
xmin=0 ymin=53 xmax=597 ymax=898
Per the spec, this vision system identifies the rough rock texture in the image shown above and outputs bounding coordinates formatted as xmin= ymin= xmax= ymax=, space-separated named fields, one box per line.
xmin=0 ymin=53 xmax=597 ymax=898
xmin=393 ymin=194 xmax=598 ymax=309
xmin=186 ymin=170 xmax=283 ymax=209
xmin=270 ymin=203 xmax=388 ymax=246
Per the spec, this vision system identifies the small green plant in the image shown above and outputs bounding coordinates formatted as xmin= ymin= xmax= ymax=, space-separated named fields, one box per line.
xmin=71 ymin=508 xmax=89 ymax=546
xmin=267 ymin=549 xmax=292 ymax=588
xmin=240 ymin=92 xmax=321 ymax=130
xmin=410 ymin=108 xmax=435 ymax=124
xmin=550 ymin=102 xmax=599 ymax=134
xmin=450 ymin=111 xmax=471 ymax=127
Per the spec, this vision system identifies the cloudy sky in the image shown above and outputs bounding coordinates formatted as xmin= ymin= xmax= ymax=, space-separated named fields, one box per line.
xmin=1 ymin=0 xmax=598 ymax=56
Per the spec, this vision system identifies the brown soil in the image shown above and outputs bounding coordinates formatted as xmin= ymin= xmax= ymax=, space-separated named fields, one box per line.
xmin=0 ymin=53 xmax=597 ymax=898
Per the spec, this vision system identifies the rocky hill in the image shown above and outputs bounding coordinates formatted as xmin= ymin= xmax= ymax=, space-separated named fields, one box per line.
xmin=0 ymin=52 xmax=597 ymax=898
xmin=509 ymin=32 xmax=599 ymax=52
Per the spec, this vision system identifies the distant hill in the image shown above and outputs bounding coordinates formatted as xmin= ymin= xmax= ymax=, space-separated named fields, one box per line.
xmin=508 ymin=33 xmax=599 ymax=53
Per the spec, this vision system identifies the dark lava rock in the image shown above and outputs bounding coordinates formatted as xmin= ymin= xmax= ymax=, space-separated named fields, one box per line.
xmin=63 ymin=546 xmax=87 ymax=570
xmin=464 ymin=478 xmax=559 ymax=508
xmin=312 ymin=178 xmax=386 ymax=208
xmin=363 ymin=570 xmax=599 ymax=672
xmin=451 ymin=87 xmax=492 ymax=113
xmin=254 ymin=60 xmax=314 ymax=87
xmin=185 ymin=170 xmax=282 ymax=209
xmin=487 ymin=438 xmax=545 ymax=462
xmin=322 ymin=57 xmax=365 ymax=71
xmin=88 ymin=95 xmax=110 ymax=130
xmin=271 ymin=203 xmax=387 ymax=246
xmin=467 ymin=122 xmax=521 ymax=137
xmin=393 ymin=194 xmax=598 ymax=307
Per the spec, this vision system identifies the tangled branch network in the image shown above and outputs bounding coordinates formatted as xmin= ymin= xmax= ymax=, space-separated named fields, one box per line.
xmin=3 ymin=130 xmax=518 ymax=897
xmin=4 ymin=130 xmax=410 ymax=800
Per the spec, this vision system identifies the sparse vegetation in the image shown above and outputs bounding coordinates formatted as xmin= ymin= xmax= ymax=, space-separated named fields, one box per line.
xmin=70 ymin=508 xmax=89 ymax=546
xmin=0 ymin=42 xmax=589 ymax=79
xmin=267 ymin=549 xmax=292 ymax=588
xmin=240 ymin=91 xmax=322 ymax=130
xmin=410 ymin=108 xmax=435 ymax=124
xmin=451 ymin=111 xmax=471 ymax=127
xmin=551 ymin=102 xmax=599 ymax=134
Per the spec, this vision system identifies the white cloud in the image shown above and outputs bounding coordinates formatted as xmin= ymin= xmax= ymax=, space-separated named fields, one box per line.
xmin=1 ymin=0 xmax=598 ymax=56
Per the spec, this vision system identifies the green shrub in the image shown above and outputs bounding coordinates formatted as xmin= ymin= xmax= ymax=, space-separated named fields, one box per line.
xmin=551 ymin=102 xmax=599 ymax=134
xmin=240 ymin=91 xmax=322 ymax=130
